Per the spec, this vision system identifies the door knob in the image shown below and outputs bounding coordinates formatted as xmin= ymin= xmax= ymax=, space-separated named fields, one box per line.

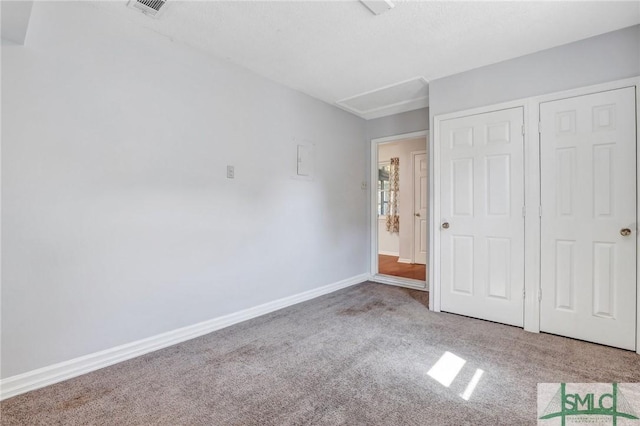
xmin=620 ymin=228 xmax=632 ymax=236
xmin=415 ymin=213 xmax=421 ymax=217
xmin=442 ymin=222 xmax=450 ymax=229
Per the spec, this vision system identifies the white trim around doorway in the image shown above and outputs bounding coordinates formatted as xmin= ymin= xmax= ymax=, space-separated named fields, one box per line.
xmin=370 ymin=130 xmax=428 ymax=291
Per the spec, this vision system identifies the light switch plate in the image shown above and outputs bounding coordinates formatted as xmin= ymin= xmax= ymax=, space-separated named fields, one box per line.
xmin=226 ymin=165 xmax=234 ymax=179
xmin=291 ymin=138 xmax=315 ymax=181
xmin=297 ymin=144 xmax=312 ymax=176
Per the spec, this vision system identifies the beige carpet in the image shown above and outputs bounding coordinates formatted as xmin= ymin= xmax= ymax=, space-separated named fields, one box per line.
xmin=2 ymin=282 xmax=639 ymax=425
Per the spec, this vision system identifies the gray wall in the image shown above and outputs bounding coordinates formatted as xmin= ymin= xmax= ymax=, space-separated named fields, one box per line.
xmin=366 ymin=107 xmax=429 ymax=141
xmin=1 ymin=1 xmax=33 ymax=45
xmin=430 ymin=25 xmax=640 ymax=117
xmin=1 ymin=2 xmax=368 ymax=378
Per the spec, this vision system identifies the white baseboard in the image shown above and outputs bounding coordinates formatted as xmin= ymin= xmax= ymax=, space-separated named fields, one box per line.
xmin=371 ymin=273 xmax=427 ymax=291
xmin=378 ymin=250 xmax=399 ymax=256
xmin=0 ymin=273 xmax=369 ymax=401
xmin=397 ymin=258 xmax=412 ymax=264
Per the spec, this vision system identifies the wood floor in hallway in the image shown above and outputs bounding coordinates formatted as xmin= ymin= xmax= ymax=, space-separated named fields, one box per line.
xmin=378 ymin=254 xmax=426 ymax=280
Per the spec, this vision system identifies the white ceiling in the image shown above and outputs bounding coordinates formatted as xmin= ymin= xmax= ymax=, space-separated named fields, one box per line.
xmin=90 ymin=1 xmax=640 ymax=118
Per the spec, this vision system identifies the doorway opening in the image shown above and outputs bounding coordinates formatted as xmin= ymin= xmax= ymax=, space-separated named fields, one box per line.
xmin=371 ymin=131 xmax=428 ymax=290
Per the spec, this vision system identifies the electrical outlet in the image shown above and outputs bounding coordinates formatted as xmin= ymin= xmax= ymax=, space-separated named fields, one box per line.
xmin=361 ymin=181 xmax=368 ymax=190
xmin=226 ymin=165 xmax=234 ymax=179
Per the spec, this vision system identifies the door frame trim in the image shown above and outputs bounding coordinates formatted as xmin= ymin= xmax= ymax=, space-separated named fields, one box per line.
xmin=410 ymin=150 xmax=427 ymax=265
xmin=370 ymin=131 xmax=428 ymax=290
xmin=431 ymin=76 xmax=640 ymax=353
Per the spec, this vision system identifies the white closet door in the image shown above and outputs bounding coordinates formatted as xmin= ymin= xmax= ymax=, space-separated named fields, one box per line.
xmin=440 ymin=107 xmax=525 ymax=327
xmin=540 ymin=87 xmax=637 ymax=350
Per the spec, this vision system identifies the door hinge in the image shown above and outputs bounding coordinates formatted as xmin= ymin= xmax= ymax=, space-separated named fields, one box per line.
xmin=522 ymin=206 xmax=526 ymax=218
xmin=521 ymin=124 xmax=525 ymax=136
xmin=538 ymin=121 xmax=542 ymax=134
xmin=538 ymin=288 xmax=542 ymax=302
xmin=539 ymin=205 xmax=542 ymax=217
xmin=523 ymin=288 xmax=526 ymax=299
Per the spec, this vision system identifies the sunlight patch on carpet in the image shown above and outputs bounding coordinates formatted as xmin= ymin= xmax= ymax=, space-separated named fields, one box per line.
xmin=460 ymin=368 xmax=484 ymax=401
xmin=427 ymin=351 xmax=466 ymax=387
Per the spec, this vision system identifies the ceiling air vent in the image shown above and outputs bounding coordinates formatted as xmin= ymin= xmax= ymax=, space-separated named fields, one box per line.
xmin=128 ymin=0 xmax=167 ymax=18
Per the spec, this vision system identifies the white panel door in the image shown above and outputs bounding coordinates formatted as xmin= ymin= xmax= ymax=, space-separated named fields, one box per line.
xmin=540 ymin=87 xmax=637 ymax=350
xmin=440 ymin=108 xmax=525 ymax=327
xmin=413 ymin=152 xmax=427 ymax=265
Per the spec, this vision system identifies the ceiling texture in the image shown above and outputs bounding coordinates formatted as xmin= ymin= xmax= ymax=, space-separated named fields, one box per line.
xmin=90 ymin=1 xmax=640 ymax=118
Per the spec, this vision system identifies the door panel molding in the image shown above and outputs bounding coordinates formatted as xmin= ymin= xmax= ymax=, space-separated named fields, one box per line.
xmin=539 ymin=87 xmax=636 ymax=350
xmin=439 ymin=107 xmax=525 ymax=327
xmin=431 ymin=76 xmax=640 ymax=353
